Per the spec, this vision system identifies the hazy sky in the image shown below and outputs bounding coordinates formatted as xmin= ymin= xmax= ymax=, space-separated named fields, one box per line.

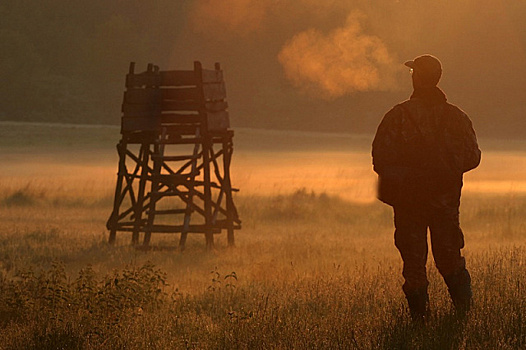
xmin=169 ymin=0 xmax=526 ymax=137
xmin=2 ymin=1 xmax=524 ymax=137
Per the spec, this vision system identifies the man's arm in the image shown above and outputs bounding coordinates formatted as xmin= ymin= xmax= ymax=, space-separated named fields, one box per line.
xmin=372 ymin=106 xmax=402 ymax=174
xmin=460 ymin=114 xmax=481 ymax=173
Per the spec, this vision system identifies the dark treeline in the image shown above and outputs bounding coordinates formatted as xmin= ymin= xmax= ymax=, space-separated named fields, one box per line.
xmin=0 ymin=1 xmax=187 ymax=125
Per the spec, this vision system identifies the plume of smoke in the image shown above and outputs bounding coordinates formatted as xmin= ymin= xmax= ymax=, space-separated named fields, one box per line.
xmin=278 ymin=12 xmax=400 ymax=99
xmin=189 ymin=0 xmax=272 ymax=36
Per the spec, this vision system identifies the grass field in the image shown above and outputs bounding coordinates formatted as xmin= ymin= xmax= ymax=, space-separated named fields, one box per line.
xmin=0 ymin=122 xmax=525 ymax=349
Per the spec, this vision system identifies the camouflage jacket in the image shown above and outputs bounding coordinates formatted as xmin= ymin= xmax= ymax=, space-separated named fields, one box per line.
xmin=372 ymin=87 xmax=481 ymax=206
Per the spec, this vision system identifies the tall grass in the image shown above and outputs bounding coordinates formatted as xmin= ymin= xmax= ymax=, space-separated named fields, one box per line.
xmin=0 ymin=183 xmax=525 ymax=349
xmin=1 ymin=250 xmax=525 ymax=349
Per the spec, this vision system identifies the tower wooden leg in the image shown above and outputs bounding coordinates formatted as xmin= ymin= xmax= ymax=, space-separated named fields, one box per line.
xmin=132 ymin=144 xmax=150 ymax=245
xmin=179 ymin=129 xmax=200 ymax=252
xmin=203 ymin=140 xmax=214 ymax=251
xmin=223 ymin=138 xmax=235 ymax=247
xmin=144 ymin=142 xmax=161 ymax=248
xmin=108 ymin=141 xmax=127 ymax=244
xmin=109 ymin=229 xmax=117 ymax=244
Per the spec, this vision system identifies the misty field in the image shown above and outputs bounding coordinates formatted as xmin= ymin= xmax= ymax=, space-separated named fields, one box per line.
xmin=1 ymin=122 xmax=526 ymax=349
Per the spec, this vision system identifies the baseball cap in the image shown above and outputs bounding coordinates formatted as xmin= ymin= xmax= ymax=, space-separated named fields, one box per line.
xmin=404 ymin=54 xmax=442 ymax=85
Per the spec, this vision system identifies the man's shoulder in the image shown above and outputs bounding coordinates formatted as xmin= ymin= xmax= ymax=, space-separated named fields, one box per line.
xmin=398 ymin=99 xmax=469 ymax=119
xmin=383 ymin=100 xmax=420 ymax=123
xmin=444 ymin=102 xmax=469 ymax=117
xmin=384 ymin=100 xmax=410 ymax=118
xmin=396 ymin=99 xmax=421 ymax=113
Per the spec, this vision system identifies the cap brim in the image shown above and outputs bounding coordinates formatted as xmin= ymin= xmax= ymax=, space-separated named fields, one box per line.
xmin=404 ymin=60 xmax=415 ymax=69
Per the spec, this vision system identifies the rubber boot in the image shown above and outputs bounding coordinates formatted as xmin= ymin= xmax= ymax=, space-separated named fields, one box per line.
xmin=445 ymin=269 xmax=472 ymax=315
xmin=405 ymin=288 xmax=429 ymax=323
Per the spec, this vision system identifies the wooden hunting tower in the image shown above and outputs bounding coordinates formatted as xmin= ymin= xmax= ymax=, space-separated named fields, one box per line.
xmin=106 ymin=61 xmax=241 ymax=250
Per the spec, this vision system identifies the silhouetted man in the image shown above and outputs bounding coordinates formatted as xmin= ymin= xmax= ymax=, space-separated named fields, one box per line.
xmin=372 ymin=54 xmax=481 ymax=321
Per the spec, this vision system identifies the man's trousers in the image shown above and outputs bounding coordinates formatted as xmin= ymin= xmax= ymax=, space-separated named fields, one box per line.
xmin=393 ymin=202 xmax=471 ymax=307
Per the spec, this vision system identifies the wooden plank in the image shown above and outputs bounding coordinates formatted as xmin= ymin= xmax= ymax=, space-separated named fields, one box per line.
xmin=124 ymin=101 xmax=210 ymax=114
xmin=160 ymin=114 xmax=201 ymax=124
xmin=124 ymin=88 xmax=161 ymax=104
xmin=156 ymin=135 xmax=229 ymax=145
xmin=160 ymin=100 xmax=228 ymax=112
xmin=158 ymin=137 xmax=203 ymax=145
xmin=150 ymin=191 xmax=190 ymax=197
xmin=163 ymin=125 xmax=201 ymax=135
xmin=207 ymin=110 xmax=230 ymax=131
xmin=127 ymin=70 xmax=200 ymax=88
xmin=122 ymin=132 xmax=158 ymax=143
xmin=148 ymin=209 xmax=187 ymax=215
xmin=121 ymin=117 xmax=160 ymax=132
xmin=115 ymin=224 xmax=222 ymax=234
xmin=121 ymin=120 xmax=231 ymax=139
xmin=125 ymin=87 xmax=200 ymax=103
xmin=156 ymin=173 xmax=198 ymax=184
xmin=160 ymin=70 xmax=197 ymax=86
xmin=203 ymin=82 xmax=227 ymax=101
xmin=152 ymin=154 xmax=199 ymax=161
xmin=214 ymin=220 xmax=242 ymax=229
xmin=122 ymin=103 xmax=161 ymax=116
xmin=152 ymin=225 xmax=222 ymax=234
xmin=125 ymin=85 xmax=226 ymax=108
xmin=161 ymin=101 xmax=200 ymax=111
xmin=162 ymin=87 xmax=199 ymax=101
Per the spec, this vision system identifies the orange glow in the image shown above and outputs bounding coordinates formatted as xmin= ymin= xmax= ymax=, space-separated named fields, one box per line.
xmin=232 ymin=150 xmax=377 ymax=203
xmin=4 ymin=145 xmax=526 ymax=204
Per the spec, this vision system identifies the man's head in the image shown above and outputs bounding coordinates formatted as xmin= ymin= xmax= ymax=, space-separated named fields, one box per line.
xmin=405 ymin=54 xmax=442 ymax=88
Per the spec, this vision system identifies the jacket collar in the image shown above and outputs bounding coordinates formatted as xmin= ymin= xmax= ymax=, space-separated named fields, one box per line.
xmin=410 ymin=86 xmax=447 ymax=105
